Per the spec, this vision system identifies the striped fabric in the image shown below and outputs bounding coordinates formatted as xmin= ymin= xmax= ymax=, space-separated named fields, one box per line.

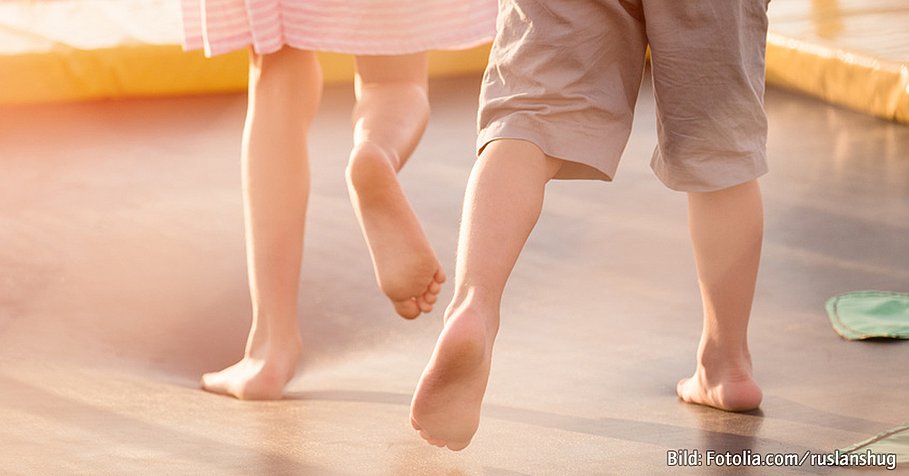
xmin=181 ymin=0 xmax=497 ymax=57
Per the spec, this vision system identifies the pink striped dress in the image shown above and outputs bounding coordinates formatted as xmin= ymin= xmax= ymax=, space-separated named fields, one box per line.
xmin=181 ymin=0 xmax=497 ymax=57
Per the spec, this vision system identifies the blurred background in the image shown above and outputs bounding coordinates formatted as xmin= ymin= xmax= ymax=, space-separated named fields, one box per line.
xmin=0 ymin=0 xmax=906 ymax=474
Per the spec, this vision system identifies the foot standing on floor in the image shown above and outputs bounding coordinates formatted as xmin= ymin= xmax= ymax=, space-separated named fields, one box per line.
xmin=411 ymin=0 xmax=770 ymax=449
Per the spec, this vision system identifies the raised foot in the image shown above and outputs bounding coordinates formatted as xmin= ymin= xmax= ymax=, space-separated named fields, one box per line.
xmin=346 ymin=141 xmax=445 ymax=319
xmin=201 ymin=337 xmax=301 ymax=400
xmin=676 ymin=368 xmax=763 ymax=412
xmin=410 ymin=306 xmax=494 ymax=451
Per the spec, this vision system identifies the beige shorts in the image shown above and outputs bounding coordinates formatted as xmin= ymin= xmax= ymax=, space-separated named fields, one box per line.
xmin=478 ymin=0 xmax=770 ymax=191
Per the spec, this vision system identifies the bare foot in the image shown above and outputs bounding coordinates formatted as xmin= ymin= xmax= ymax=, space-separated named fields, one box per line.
xmin=410 ymin=305 xmax=496 ymax=450
xmin=346 ymin=141 xmax=446 ymax=319
xmin=201 ymin=332 xmax=301 ymax=400
xmin=677 ymin=359 xmax=762 ymax=412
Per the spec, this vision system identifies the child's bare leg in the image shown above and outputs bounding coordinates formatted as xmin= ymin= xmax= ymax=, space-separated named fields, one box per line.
xmin=677 ymin=179 xmax=763 ymax=411
xmin=346 ymin=53 xmax=445 ymax=319
xmin=201 ymin=47 xmax=322 ymax=400
xmin=410 ymin=140 xmax=561 ymax=450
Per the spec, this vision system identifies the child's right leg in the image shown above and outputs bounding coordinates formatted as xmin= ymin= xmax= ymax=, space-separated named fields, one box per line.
xmin=410 ymin=140 xmax=562 ymax=450
xmin=201 ymin=47 xmax=322 ymax=400
xmin=409 ymin=0 xmax=643 ymax=450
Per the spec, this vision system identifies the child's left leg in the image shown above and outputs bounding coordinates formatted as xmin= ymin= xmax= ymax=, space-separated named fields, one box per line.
xmin=643 ymin=0 xmax=770 ymax=412
xmin=346 ymin=53 xmax=445 ymax=319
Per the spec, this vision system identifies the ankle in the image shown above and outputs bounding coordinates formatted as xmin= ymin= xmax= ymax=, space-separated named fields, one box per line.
xmin=695 ymin=342 xmax=753 ymax=379
xmin=245 ymin=335 xmax=301 ymax=359
xmin=445 ymin=288 xmax=500 ymax=335
xmin=246 ymin=318 xmax=302 ymax=351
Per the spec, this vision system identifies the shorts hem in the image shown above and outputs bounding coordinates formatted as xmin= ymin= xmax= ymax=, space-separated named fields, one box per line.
xmin=652 ymin=152 xmax=769 ymax=192
xmin=477 ymin=119 xmax=618 ymax=181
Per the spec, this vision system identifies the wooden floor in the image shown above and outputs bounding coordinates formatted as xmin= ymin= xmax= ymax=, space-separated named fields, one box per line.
xmin=0 ymin=74 xmax=906 ymax=474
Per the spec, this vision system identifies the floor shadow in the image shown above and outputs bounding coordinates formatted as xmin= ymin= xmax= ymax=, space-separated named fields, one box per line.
xmin=763 ymin=395 xmax=898 ymax=434
xmin=0 ymin=373 xmax=328 ymax=475
xmin=291 ymin=389 xmax=832 ymax=474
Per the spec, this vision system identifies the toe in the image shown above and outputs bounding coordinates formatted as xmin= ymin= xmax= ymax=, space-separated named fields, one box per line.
xmin=394 ymin=299 xmax=421 ymax=319
xmin=423 ymin=290 xmax=438 ymax=305
xmin=201 ymin=372 xmax=221 ymax=389
xmin=676 ymin=377 xmax=692 ymax=402
xmin=428 ymin=279 xmax=442 ymax=295
xmin=434 ymin=268 xmax=446 ymax=284
xmin=416 ymin=296 xmax=433 ymax=313
xmin=446 ymin=439 xmax=471 ymax=451
xmin=200 ymin=372 xmax=232 ymax=397
xmin=417 ymin=430 xmax=446 ymax=448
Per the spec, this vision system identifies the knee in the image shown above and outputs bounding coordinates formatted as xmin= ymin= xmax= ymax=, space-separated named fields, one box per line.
xmin=249 ymin=48 xmax=322 ymax=111
xmin=355 ymin=81 xmax=429 ymax=116
xmin=479 ymin=139 xmax=563 ymax=181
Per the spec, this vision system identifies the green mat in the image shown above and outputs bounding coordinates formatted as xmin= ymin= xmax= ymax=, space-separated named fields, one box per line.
xmin=826 ymin=291 xmax=909 ymax=340
xmin=841 ymin=423 xmax=909 ymax=468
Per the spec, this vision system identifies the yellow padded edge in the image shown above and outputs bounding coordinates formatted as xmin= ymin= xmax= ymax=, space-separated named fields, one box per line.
xmin=0 ymin=47 xmax=242 ymax=105
xmin=764 ymin=0 xmax=909 ymax=124
xmin=766 ymin=34 xmax=909 ymax=125
xmin=0 ymin=44 xmax=491 ymax=106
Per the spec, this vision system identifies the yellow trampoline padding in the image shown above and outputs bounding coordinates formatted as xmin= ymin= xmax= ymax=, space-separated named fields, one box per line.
xmin=0 ymin=0 xmax=491 ymax=105
xmin=0 ymin=45 xmax=492 ymax=105
xmin=766 ymin=0 xmax=909 ymax=124
xmin=2 ymin=0 xmax=908 ymax=126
